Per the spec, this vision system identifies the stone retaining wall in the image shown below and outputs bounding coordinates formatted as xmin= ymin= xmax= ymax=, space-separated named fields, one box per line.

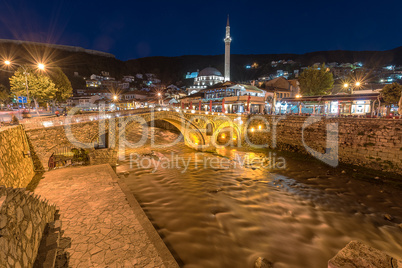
xmin=88 ymin=148 xmax=117 ymax=166
xmin=25 ymin=121 xmax=105 ymax=171
xmin=246 ymin=116 xmax=402 ymax=174
xmin=0 ymin=126 xmax=35 ymax=187
xmin=0 ymin=187 xmax=57 ymax=268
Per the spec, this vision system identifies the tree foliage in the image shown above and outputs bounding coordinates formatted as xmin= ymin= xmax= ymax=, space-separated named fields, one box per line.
xmin=49 ymin=67 xmax=73 ymax=102
xmin=381 ymin=82 xmax=402 ymax=105
xmin=0 ymin=84 xmax=10 ymax=104
xmin=298 ymin=64 xmax=334 ymax=96
xmin=9 ymin=66 xmax=57 ymax=111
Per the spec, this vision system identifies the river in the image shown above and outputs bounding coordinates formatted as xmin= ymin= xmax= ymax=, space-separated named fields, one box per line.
xmin=116 ymin=125 xmax=402 ymax=268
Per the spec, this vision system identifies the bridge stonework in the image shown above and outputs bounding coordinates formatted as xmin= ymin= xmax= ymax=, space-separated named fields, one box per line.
xmin=124 ymin=111 xmax=247 ymax=150
xmin=24 ymin=110 xmax=248 ymax=170
xmin=22 ymin=109 xmax=402 ymax=174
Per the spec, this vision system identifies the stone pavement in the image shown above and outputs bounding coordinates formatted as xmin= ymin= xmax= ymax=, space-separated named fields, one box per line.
xmin=35 ymin=164 xmax=178 ymax=267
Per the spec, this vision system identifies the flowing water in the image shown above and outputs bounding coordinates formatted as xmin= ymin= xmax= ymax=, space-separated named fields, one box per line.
xmin=116 ymin=126 xmax=402 ymax=268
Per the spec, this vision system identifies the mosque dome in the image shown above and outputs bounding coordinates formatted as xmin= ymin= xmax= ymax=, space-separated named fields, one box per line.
xmin=198 ymin=67 xmax=222 ymax=77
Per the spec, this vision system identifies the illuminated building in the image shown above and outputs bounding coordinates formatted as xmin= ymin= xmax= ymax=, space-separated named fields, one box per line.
xmin=182 ymin=81 xmax=270 ymax=114
xmin=187 ymin=16 xmax=231 ymax=94
xmin=189 ymin=67 xmax=225 ymax=94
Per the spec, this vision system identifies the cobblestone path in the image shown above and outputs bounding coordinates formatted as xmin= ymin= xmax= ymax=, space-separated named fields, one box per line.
xmin=35 ymin=164 xmax=178 ymax=268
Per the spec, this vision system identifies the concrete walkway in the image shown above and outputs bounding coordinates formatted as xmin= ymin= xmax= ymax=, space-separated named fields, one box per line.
xmin=35 ymin=164 xmax=178 ymax=268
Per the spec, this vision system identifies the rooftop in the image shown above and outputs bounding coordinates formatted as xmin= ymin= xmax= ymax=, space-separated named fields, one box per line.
xmin=198 ymin=67 xmax=223 ymax=77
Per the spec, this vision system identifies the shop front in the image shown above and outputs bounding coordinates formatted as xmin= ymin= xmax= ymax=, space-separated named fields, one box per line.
xmin=280 ymin=93 xmax=381 ymax=116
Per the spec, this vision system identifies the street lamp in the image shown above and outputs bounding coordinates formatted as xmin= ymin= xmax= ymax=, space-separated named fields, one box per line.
xmin=157 ymin=92 xmax=162 ymax=105
xmin=4 ymin=60 xmax=46 ymax=111
xmin=343 ymin=81 xmax=361 ymax=94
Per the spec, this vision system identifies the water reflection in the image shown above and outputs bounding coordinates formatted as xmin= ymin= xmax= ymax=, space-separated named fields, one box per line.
xmin=117 ymin=126 xmax=402 ymax=268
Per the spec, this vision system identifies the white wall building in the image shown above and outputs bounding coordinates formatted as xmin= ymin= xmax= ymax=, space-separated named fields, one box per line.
xmin=188 ymin=67 xmax=225 ymax=94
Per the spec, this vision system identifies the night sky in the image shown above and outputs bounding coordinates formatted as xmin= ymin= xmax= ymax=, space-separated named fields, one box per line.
xmin=1 ymin=0 xmax=402 ymax=60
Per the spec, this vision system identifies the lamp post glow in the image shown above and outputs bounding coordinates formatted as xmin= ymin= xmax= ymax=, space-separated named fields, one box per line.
xmin=343 ymin=81 xmax=361 ymax=94
xmin=4 ymin=60 xmax=46 ymax=111
xmin=157 ymin=92 xmax=162 ymax=105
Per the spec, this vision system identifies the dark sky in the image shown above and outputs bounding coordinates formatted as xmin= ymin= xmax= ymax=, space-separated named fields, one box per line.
xmin=1 ymin=0 xmax=401 ymax=60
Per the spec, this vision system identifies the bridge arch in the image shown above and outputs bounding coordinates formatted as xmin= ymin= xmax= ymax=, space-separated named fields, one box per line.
xmin=117 ymin=111 xmax=207 ymax=151
xmin=211 ymin=120 xmax=242 ymax=147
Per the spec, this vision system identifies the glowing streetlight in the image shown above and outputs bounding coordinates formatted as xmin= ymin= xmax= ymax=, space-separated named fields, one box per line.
xmin=113 ymin=95 xmax=118 ymax=101
xmin=37 ymin=63 xmax=45 ymax=70
xmin=3 ymin=60 xmax=41 ymax=111
xmin=156 ymin=91 xmax=163 ymax=105
xmin=295 ymin=94 xmax=302 ymax=98
xmin=343 ymin=83 xmax=349 ymax=88
xmin=355 ymin=82 xmax=361 ymax=87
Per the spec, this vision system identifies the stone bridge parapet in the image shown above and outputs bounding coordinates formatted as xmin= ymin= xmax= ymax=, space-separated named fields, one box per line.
xmin=18 ymin=108 xmax=402 ymax=174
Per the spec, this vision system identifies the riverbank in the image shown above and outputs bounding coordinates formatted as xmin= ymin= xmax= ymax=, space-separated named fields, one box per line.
xmin=34 ymin=164 xmax=178 ymax=267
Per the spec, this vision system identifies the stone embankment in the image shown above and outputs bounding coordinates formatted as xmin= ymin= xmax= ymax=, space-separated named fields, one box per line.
xmin=24 ymin=120 xmax=116 ymax=171
xmin=0 ymin=187 xmax=57 ymax=267
xmin=0 ymin=126 xmax=35 ymax=187
xmin=247 ymin=116 xmax=402 ymax=174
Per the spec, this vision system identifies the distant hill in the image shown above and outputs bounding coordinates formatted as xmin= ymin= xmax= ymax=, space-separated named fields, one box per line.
xmin=1 ymin=39 xmax=402 ymax=88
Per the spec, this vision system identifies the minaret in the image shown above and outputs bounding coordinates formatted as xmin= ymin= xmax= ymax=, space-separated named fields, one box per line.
xmin=224 ymin=15 xmax=232 ymax=82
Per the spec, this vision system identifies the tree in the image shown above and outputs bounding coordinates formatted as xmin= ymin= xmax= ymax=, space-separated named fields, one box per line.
xmin=381 ymin=82 xmax=402 ymax=105
xmin=0 ymin=84 xmax=10 ymax=105
xmin=9 ymin=66 xmax=57 ymax=115
xmin=298 ymin=64 xmax=334 ymax=96
xmin=381 ymin=82 xmax=402 ymax=115
xmin=49 ymin=67 xmax=73 ymax=103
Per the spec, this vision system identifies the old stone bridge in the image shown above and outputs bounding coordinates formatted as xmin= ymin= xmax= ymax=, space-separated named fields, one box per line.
xmin=22 ymin=109 xmax=255 ymax=171
xmin=11 ymin=107 xmax=401 ymax=175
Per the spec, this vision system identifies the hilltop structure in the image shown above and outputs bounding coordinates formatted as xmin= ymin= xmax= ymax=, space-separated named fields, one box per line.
xmin=188 ymin=67 xmax=225 ymax=94
xmin=224 ymin=15 xmax=232 ymax=82
xmin=188 ymin=17 xmax=232 ymax=94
